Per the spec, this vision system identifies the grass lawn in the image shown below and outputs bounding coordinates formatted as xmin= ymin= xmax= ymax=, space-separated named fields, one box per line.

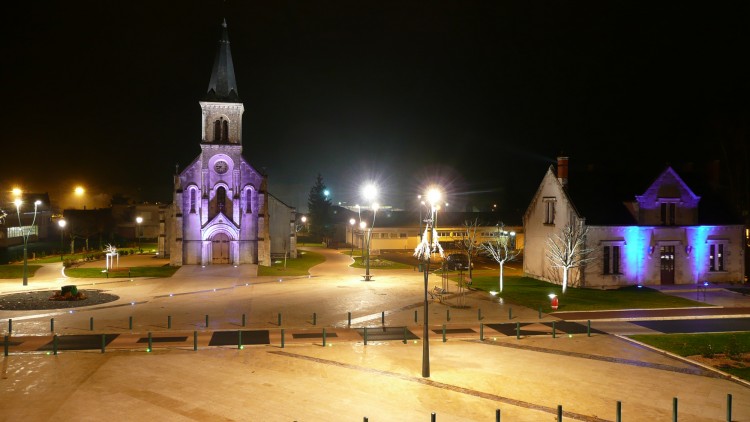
xmin=0 ymin=265 xmax=43 ymax=279
xmin=630 ymin=333 xmax=750 ymax=381
xmin=64 ymin=266 xmax=180 ymax=278
xmin=469 ymin=275 xmax=711 ymax=312
xmin=349 ymin=255 xmax=413 ymax=270
xmin=258 ymin=250 xmax=326 ymax=276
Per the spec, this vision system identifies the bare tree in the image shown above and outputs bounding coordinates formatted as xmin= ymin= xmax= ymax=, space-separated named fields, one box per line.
xmin=545 ymin=221 xmax=596 ymax=293
xmin=480 ymin=223 xmax=521 ymax=293
xmin=457 ymin=218 xmax=482 ymax=281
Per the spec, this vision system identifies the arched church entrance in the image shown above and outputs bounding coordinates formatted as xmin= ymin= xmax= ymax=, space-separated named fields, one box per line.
xmin=211 ymin=233 xmax=231 ymax=264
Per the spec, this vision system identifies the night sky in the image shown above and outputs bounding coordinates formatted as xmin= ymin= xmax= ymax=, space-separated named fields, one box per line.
xmin=2 ymin=1 xmax=748 ymax=216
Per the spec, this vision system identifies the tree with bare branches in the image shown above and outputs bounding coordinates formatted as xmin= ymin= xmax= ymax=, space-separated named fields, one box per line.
xmin=456 ymin=218 xmax=482 ymax=281
xmin=545 ymin=221 xmax=596 ymax=293
xmin=480 ymin=223 xmax=521 ymax=293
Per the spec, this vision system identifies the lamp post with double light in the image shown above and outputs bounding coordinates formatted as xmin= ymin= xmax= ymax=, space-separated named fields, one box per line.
xmin=14 ymin=198 xmax=42 ymax=287
xmin=414 ymin=186 xmax=443 ymax=378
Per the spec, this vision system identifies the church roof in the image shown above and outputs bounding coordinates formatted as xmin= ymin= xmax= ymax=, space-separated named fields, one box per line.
xmin=205 ymin=19 xmax=240 ymax=102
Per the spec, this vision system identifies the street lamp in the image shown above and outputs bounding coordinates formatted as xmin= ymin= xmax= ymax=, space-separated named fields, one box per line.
xmin=349 ymin=218 xmax=356 ymax=257
xmin=361 ymin=184 xmax=378 ymax=281
xmin=359 ymin=221 xmax=367 ymax=263
xmin=135 ymin=216 xmax=143 ymax=250
xmin=74 ymin=186 xmax=85 ymax=209
xmin=414 ymin=186 xmax=444 ymax=378
xmin=58 ymin=219 xmax=67 ymax=261
xmin=14 ymin=198 xmax=42 ymax=287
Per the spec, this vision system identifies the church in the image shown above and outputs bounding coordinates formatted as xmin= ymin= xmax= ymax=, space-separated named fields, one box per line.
xmin=159 ymin=20 xmax=297 ymax=266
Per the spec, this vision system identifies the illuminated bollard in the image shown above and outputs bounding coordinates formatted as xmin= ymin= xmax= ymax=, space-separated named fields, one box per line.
xmin=313 ymin=312 xmax=317 ymax=326
xmin=403 ymin=327 xmax=407 ymax=344
xmin=431 ymin=412 xmax=436 ymax=422
xmin=129 ymin=316 xmax=133 ymax=330
xmin=53 ymin=334 xmax=57 ymax=355
xmin=168 ymin=315 xmax=172 ymax=329
xmin=90 ymin=317 xmax=94 ymax=331
xmin=205 ymin=314 xmax=209 ymax=328
xmin=281 ymin=329 xmax=285 ymax=348
xmin=516 ymin=322 xmax=520 ymax=339
xmin=278 ymin=313 xmax=282 ymax=326
xmin=414 ymin=310 xmax=418 ymax=323
xmin=348 ymin=312 xmax=351 ymax=327
xmin=480 ymin=323 xmax=484 ymax=341
xmin=8 ymin=319 xmax=11 ymax=334
xmin=148 ymin=332 xmax=152 ymax=352
xmin=242 ymin=313 xmax=246 ymax=327
xmin=101 ymin=334 xmax=106 ymax=353
xmin=558 ymin=405 xmax=563 ymax=421
xmin=323 ymin=328 xmax=327 ymax=347
xmin=552 ymin=321 xmax=556 ymax=338
xmin=50 ymin=318 xmax=54 ymax=332
xmin=193 ymin=331 xmax=198 ymax=351
xmin=478 ymin=308 xmax=482 ymax=320
xmin=4 ymin=335 xmax=9 ymax=356
xmin=587 ymin=320 xmax=591 ymax=337
xmin=496 ymin=408 xmax=501 ymax=422
xmin=539 ymin=307 xmax=542 ymax=319
xmin=509 ymin=307 xmax=513 ymax=319
xmin=673 ymin=397 xmax=678 ymax=422
xmin=381 ymin=311 xmax=385 ymax=326
xmin=442 ymin=324 xmax=446 ymax=343
xmin=364 ymin=327 xmax=368 ymax=345
xmin=238 ymin=330 xmax=242 ymax=350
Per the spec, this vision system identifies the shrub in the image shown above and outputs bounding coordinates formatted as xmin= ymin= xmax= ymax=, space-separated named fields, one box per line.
xmin=701 ymin=343 xmax=715 ymax=358
xmin=725 ymin=335 xmax=743 ymax=360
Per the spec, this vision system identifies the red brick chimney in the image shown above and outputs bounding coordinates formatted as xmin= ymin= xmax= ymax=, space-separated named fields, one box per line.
xmin=557 ymin=156 xmax=569 ymax=187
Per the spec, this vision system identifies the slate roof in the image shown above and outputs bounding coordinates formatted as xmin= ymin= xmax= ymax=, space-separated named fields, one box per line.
xmin=204 ymin=19 xmax=240 ymax=102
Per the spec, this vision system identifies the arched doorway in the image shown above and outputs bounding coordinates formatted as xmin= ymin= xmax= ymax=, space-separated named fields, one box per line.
xmin=212 ymin=233 xmax=230 ymax=264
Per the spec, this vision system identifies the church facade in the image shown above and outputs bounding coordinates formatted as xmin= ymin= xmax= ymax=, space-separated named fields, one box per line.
xmin=159 ymin=20 xmax=296 ymax=266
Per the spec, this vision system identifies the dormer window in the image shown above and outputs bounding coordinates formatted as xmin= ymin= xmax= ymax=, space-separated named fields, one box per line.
xmin=213 ymin=118 xmax=229 ymax=142
xmin=660 ymin=201 xmax=676 ymax=226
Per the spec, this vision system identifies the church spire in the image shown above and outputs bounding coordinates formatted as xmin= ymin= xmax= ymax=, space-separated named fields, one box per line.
xmin=205 ymin=19 xmax=240 ymax=102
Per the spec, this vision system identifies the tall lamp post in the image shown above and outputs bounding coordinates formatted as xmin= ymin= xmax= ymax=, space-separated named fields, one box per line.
xmin=414 ymin=187 xmax=443 ymax=378
xmin=14 ymin=198 xmax=42 ymax=287
xmin=349 ymin=218 xmax=356 ymax=257
xmin=58 ymin=219 xmax=67 ymax=261
xmin=361 ymin=184 xmax=379 ymax=281
xmin=135 ymin=216 xmax=143 ymax=250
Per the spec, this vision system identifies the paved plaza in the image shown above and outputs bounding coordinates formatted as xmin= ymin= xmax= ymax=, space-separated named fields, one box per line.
xmin=2 ymin=247 xmax=750 ymax=421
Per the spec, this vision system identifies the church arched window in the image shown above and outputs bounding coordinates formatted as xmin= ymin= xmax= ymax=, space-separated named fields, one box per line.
xmin=222 ymin=120 xmax=229 ymax=142
xmin=213 ymin=120 xmax=221 ymax=142
xmin=245 ymin=189 xmax=252 ymax=213
xmin=190 ymin=189 xmax=196 ymax=213
xmin=217 ymin=187 xmax=226 ymax=213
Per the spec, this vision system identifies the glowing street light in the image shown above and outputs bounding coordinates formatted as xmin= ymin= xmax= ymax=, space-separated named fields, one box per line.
xmin=58 ymin=219 xmax=67 ymax=261
xmin=414 ymin=185 xmax=444 ymax=378
xmin=349 ymin=218 xmax=356 ymax=257
xmin=359 ymin=221 xmax=367 ymax=263
xmin=361 ymin=184 xmax=379 ymax=281
xmin=136 ymin=216 xmax=143 ymax=250
xmin=14 ymin=198 xmax=42 ymax=286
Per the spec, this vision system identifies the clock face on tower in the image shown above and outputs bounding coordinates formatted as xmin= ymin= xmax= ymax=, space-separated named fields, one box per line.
xmin=214 ymin=160 xmax=229 ymax=174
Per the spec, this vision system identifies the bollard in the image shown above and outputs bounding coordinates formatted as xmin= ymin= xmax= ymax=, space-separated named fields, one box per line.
xmin=278 ymin=313 xmax=282 ymax=327
xmin=516 ymin=322 xmax=520 ymax=340
xmin=403 ymin=327 xmax=407 ymax=344
xmin=364 ymin=327 xmax=368 ymax=345
xmin=431 ymin=412 xmax=436 ymax=422
xmin=205 ymin=314 xmax=209 ymax=328
xmin=558 ymin=405 xmax=563 ymax=421
xmin=242 ymin=313 xmax=246 ymax=327
xmin=616 ymin=401 xmax=622 ymax=422
xmin=90 ymin=317 xmax=94 ymax=331
xmin=442 ymin=324 xmax=446 ymax=343
xmin=238 ymin=330 xmax=242 ymax=349
xmin=414 ymin=310 xmax=418 ymax=323
xmin=281 ymin=329 xmax=285 ymax=348
xmin=673 ymin=397 xmax=678 ymax=422
xmin=101 ymin=334 xmax=106 ymax=353
xmin=53 ymin=334 xmax=57 ymax=355
xmin=381 ymin=311 xmax=385 ymax=326
xmin=323 ymin=328 xmax=327 ymax=347
xmin=587 ymin=320 xmax=591 ymax=337
xmin=496 ymin=408 xmax=501 ymax=422
xmin=313 ymin=312 xmax=317 ymax=326
xmin=552 ymin=321 xmax=556 ymax=338
xmin=51 ymin=318 xmax=54 ymax=332
xmin=478 ymin=308 xmax=482 ymax=321
xmin=128 ymin=269 xmax=131 ymax=278
xmin=509 ymin=308 xmax=512 ymax=320
xmin=148 ymin=332 xmax=152 ymax=352
xmin=129 ymin=316 xmax=133 ymax=330
xmin=4 ymin=335 xmax=8 ymax=356
xmin=364 ymin=418 xmax=368 ymax=422
xmin=348 ymin=312 xmax=352 ymax=328
xmin=447 ymin=309 xmax=450 ymax=321
xmin=168 ymin=315 xmax=172 ymax=329
xmin=727 ymin=393 xmax=732 ymax=422
xmin=480 ymin=323 xmax=484 ymax=341
xmin=193 ymin=331 xmax=198 ymax=351
xmin=539 ymin=307 xmax=542 ymax=319
xmin=8 ymin=319 xmax=11 ymax=334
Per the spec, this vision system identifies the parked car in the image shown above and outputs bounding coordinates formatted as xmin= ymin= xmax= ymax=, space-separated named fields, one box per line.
xmin=445 ymin=253 xmax=472 ymax=270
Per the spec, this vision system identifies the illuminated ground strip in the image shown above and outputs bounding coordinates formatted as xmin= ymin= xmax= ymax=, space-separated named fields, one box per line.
xmin=472 ymin=339 xmax=721 ymax=378
xmin=269 ymin=350 xmax=609 ymax=422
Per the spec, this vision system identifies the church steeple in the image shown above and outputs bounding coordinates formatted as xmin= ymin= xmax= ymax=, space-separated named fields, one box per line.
xmin=205 ymin=19 xmax=240 ymax=102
